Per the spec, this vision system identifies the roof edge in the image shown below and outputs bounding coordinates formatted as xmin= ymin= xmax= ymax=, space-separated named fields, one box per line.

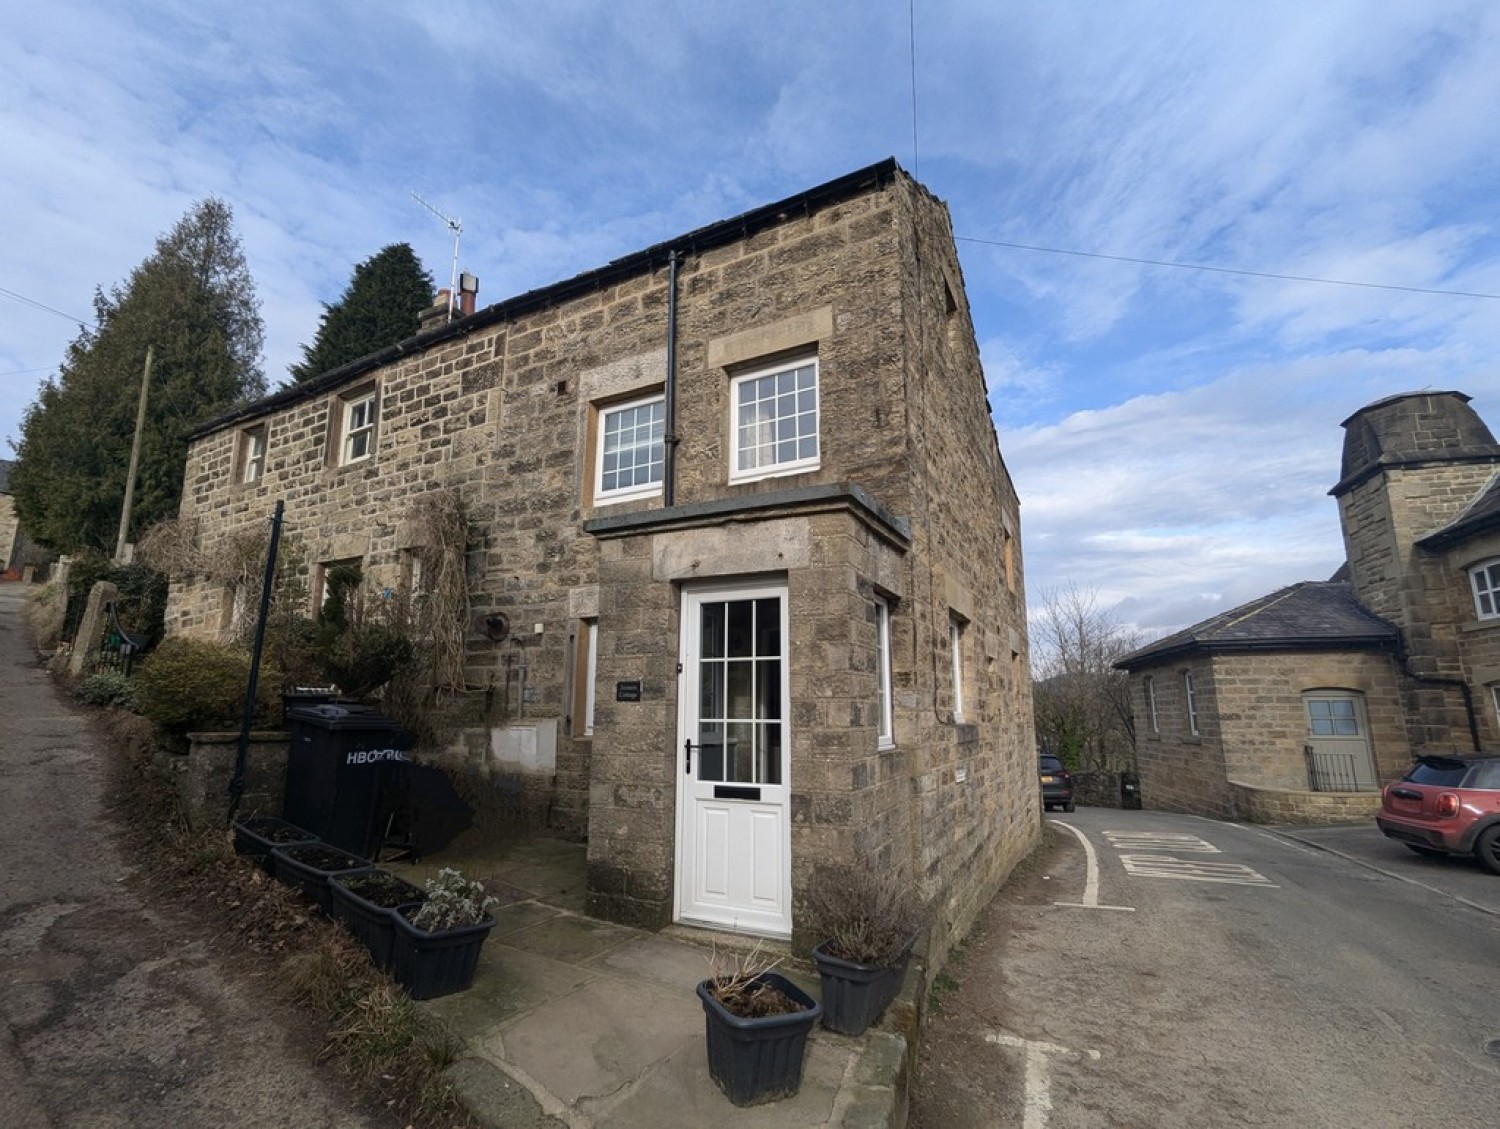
xmin=189 ymin=157 xmax=904 ymax=442
xmin=1115 ymin=632 xmax=1398 ymax=671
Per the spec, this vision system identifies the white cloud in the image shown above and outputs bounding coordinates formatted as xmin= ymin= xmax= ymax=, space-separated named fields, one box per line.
xmin=3 ymin=0 xmax=1499 ymax=646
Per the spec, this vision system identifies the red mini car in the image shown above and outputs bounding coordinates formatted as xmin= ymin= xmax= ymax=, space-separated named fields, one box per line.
xmin=1375 ymin=754 xmax=1500 ymax=873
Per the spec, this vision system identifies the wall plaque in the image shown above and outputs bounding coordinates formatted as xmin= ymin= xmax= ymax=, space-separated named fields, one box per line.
xmin=615 ymin=680 xmax=642 ymax=702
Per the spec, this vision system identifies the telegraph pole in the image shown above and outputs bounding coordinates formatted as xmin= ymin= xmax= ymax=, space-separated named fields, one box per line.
xmin=114 ymin=345 xmax=153 ymax=562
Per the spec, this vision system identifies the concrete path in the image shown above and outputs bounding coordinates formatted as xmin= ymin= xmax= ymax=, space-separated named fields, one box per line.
xmin=391 ymin=840 xmax=912 ymax=1128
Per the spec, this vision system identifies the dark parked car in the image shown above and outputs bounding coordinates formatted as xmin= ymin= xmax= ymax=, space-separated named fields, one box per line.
xmin=1039 ymin=754 xmax=1075 ymax=813
xmin=1375 ymin=754 xmax=1500 ymax=873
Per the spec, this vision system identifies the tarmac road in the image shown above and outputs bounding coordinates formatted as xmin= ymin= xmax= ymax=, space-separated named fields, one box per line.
xmin=0 ymin=583 xmax=384 ymax=1128
xmin=912 ymin=805 xmax=1500 ymax=1128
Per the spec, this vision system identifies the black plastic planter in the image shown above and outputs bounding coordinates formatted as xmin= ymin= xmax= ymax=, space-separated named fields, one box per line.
xmin=232 ymin=817 xmax=320 ymax=875
xmin=812 ymin=941 xmax=912 ymax=1036
xmin=696 ymin=972 xmax=821 ymax=1106
xmin=329 ymin=871 xmax=428 ymax=970
xmin=389 ymin=907 xmax=495 ymax=1000
xmin=271 ymin=844 xmax=373 ymax=916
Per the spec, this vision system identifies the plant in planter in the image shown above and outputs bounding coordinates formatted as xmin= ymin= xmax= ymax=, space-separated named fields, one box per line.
xmin=271 ymin=843 xmax=373 ymax=915
xmin=390 ymin=867 xmax=497 ymax=1000
xmin=805 ymin=858 xmax=921 ymax=1036
xmin=328 ymin=869 xmax=428 ymax=971
xmin=696 ymin=944 xmax=822 ymax=1107
xmin=232 ymin=816 xmax=320 ymax=874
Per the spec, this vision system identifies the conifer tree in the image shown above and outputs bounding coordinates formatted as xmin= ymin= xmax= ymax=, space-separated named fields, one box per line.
xmin=288 ymin=243 xmax=434 ymax=384
xmin=9 ymin=199 xmax=264 ymax=554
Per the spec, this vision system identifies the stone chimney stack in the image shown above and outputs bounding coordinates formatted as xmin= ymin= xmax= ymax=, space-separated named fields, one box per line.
xmin=418 ymin=289 xmax=451 ymax=333
xmin=459 ymin=272 xmax=479 ymax=317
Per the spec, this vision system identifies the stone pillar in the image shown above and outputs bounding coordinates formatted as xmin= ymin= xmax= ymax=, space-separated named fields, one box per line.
xmin=68 ymin=580 xmax=118 ymax=677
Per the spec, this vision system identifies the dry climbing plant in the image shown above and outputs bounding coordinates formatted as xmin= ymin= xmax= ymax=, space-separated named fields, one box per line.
xmin=382 ymin=487 xmax=476 ymax=750
xmin=404 ymin=486 xmax=472 ymax=693
xmin=138 ymin=515 xmax=316 ymax=684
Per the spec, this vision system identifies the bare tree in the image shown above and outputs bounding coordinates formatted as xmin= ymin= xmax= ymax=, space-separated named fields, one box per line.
xmin=1031 ymin=581 xmax=1141 ymax=771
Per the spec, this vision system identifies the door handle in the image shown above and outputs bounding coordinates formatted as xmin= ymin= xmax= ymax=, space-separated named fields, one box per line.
xmin=684 ymin=738 xmax=693 ymax=774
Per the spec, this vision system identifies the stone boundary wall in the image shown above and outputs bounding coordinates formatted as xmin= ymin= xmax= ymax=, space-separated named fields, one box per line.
xmin=168 ymin=730 xmax=291 ymax=828
xmin=1227 ymin=780 xmax=1381 ymax=825
xmin=1071 ymin=770 xmax=1129 ymax=808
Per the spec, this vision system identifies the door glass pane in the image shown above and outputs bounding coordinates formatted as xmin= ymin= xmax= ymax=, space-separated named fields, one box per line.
xmin=755 ymin=597 xmax=780 ymax=655
xmin=1307 ymin=697 xmax=1362 ymax=736
xmin=726 ymin=721 xmax=755 ymax=782
xmin=701 ymin=603 xmax=726 ymax=659
xmin=758 ymin=658 xmax=781 ymax=721
xmin=727 ymin=660 xmax=754 ymax=718
xmin=727 ymin=600 xmax=753 ymax=657
xmin=760 ymin=723 xmax=782 ymax=784
xmin=697 ymin=721 xmax=725 ymax=782
xmin=699 ymin=660 xmax=724 ymax=719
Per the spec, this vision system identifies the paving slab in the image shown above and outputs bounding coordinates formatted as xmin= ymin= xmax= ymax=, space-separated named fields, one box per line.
xmin=588 ymin=933 xmax=718 ymax=992
xmin=495 ymin=971 xmax=702 ymax=1114
xmin=503 ymin=911 xmax=639 ymax=963
xmin=422 ymin=944 xmax=598 ymax=1039
xmin=592 ymin=1026 xmax=853 ymax=1128
xmin=490 ymin=899 xmax=563 ymax=938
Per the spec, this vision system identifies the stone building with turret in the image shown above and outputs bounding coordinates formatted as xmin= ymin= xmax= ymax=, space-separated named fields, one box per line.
xmin=164 ymin=160 xmax=1036 ymax=963
xmin=1117 ymin=390 xmax=1500 ymax=823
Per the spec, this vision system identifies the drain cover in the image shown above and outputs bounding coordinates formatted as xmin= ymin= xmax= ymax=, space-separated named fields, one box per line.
xmin=1485 ymin=1039 xmax=1500 ymax=1060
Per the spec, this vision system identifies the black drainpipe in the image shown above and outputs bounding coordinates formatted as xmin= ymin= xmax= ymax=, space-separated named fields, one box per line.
xmin=1396 ymin=637 xmax=1481 ymax=751
xmin=663 ymin=250 xmax=680 ymax=508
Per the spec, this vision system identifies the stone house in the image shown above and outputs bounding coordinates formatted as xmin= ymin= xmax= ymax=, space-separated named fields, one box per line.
xmin=166 ymin=159 xmax=1037 ymax=958
xmin=0 ymin=459 xmax=47 ymax=580
xmin=0 ymin=460 xmax=20 ymax=576
xmin=1117 ymin=390 xmax=1500 ymax=823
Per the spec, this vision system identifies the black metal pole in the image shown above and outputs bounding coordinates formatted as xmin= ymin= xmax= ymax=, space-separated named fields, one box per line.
xmin=227 ymin=500 xmax=284 ymax=824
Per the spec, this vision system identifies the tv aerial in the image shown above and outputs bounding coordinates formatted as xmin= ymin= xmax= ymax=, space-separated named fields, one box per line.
xmin=411 ymin=191 xmax=462 ymax=321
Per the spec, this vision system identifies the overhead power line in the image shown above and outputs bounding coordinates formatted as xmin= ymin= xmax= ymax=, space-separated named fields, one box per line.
xmin=0 ymin=285 xmax=94 ymax=326
xmin=955 ymin=236 xmax=1500 ymax=301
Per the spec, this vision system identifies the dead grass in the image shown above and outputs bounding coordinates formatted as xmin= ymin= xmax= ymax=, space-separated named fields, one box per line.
xmin=94 ymin=704 xmax=478 ymax=1128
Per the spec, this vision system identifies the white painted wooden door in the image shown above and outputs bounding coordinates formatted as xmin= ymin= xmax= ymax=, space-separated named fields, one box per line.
xmin=675 ymin=582 xmax=792 ymax=937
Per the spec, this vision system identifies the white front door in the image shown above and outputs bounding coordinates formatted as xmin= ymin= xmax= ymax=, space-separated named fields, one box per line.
xmin=675 ymin=581 xmax=792 ymax=938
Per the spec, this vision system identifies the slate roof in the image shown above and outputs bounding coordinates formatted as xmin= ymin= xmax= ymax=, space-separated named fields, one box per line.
xmin=1116 ymin=580 xmax=1399 ymax=669
xmin=188 ymin=158 xmax=905 ymax=442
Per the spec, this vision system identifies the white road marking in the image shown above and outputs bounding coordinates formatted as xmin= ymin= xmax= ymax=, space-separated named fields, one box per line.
xmin=1103 ymin=830 xmax=1221 ymax=853
xmin=1051 ymin=820 xmax=1135 ymax=911
xmin=986 ymin=1031 xmax=1101 ymax=1129
xmin=1119 ymin=853 xmax=1278 ymax=886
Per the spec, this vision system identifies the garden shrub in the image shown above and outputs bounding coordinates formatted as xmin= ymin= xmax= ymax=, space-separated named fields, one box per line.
xmin=76 ymin=671 xmax=140 ymax=710
xmin=134 ymin=636 xmax=279 ymax=748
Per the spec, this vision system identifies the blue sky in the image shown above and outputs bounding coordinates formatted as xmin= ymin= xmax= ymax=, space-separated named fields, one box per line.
xmin=4 ymin=1 xmax=1499 ymax=642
